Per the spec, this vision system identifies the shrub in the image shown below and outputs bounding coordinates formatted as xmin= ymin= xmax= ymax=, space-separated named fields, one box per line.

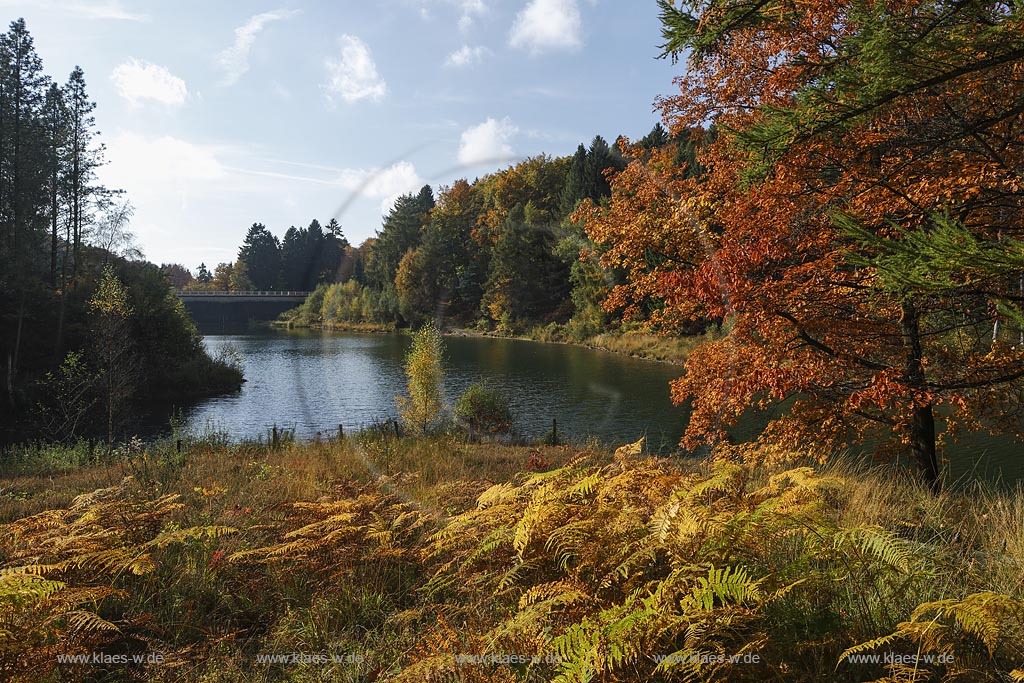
xmin=397 ymin=323 xmax=445 ymax=433
xmin=454 ymin=383 xmax=513 ymax=436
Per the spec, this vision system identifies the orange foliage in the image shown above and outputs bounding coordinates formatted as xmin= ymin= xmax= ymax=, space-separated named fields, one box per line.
xmin=586 ymin=0 xmax=1024 ymax=484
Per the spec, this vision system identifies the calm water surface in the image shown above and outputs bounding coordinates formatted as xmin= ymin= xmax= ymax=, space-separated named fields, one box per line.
xmin=183 ymin=330 xmax=693 ymax=451
xmin=169 ymin=329 xmax=1022 ymax=483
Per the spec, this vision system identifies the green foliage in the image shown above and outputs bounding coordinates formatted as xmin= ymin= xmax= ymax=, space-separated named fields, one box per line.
xmin=236 ymin=222 xmax=280 ymax=290
xmin=367 ymin=186 xmax=435 ymax=292
xmin=454 ymin=383 xmax=513 ymax=436
xmin=33 ymin=351 xmax=98 ymax=442
xmin=398 ymin=323 xmax=445 ymax=433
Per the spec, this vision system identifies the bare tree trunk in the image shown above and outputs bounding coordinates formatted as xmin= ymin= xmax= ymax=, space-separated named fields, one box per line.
xmin=7 ymin=290 xmax=25 ymax=409
xmin=901 ymin=301 xmax=941 ymax=493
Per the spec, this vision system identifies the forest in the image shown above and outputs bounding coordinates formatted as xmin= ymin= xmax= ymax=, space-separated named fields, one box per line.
xmin=178 ymin=130 xmax=684 ymax=342
xmin=0 ymin=19 xmax=242 ymax=445
xmin=2 ymin=1 xmax=1024 ymax=681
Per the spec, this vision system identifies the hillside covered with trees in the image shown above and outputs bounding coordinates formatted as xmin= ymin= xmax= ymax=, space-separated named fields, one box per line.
xmin=193 ymin=129 xmax=704 ymax=343
xmin=0 ymin=19 xmax=242 ymax=445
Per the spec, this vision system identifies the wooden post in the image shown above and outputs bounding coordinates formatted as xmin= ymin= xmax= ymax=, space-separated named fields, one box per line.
xmin=552 ymin=418 xmax=558 ymax=446
xmin=338 ymin=424 xmax=344 ymax=440
xmin=272 ymin=425 xmax=278 ymax=448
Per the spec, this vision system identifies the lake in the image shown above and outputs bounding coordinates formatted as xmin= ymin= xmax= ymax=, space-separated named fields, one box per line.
xmin=166 ymin=330 xmax=1023 ymax=484
xmin=177 ymin=330 xmax=695 ymax=451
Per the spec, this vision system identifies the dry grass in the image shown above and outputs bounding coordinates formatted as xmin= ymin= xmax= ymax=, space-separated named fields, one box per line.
xmin=582 ymin=328 xmax=720 ymax=364
xmin=1 ymin=437 xmax=1022 ymax=682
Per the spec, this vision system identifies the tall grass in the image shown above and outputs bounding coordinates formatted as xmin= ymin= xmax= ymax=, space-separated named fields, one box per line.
xmin=0 ymin=437 xmax=1021 ymax=682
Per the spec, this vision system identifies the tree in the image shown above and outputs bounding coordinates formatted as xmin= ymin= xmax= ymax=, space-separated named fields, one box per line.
xmin=229 ymin=259 xmax=252 ymax=291
xmin=366 ymin=185 xmax=434 ymax=291
xmin=211 ymin=262 xmax=233 ymax=291
xmin=397 ymin=322 xmax=445 ymax=433
xmin=195 ymin=263 xmax=212 ymax=285
xmin=88 ymin=266 xmax=137 ymax=448
xmin=395 ymin=247 xmax=436 ymax=327
xmin=482 ymin=206 xmax=570 ymax=328
xmin=63 ymin=65 xmax=103 ymax=277
xmin=419 ymin=179 xmax=486 ymax=321
xmin=237 ymin=222 xmax=280 ymax=290
xmin=560 ymin=144 xmax=590 ymax=214
xmin=0 ymin=19 xmax=51 ymax=410
xmin=42 ymin=83 xmax=66 ymax=287
xmin=584 ymin=0 xmax=1024 ymax=490
xmin=161 ymin=263 xmax=193 ymax=289
xmin=584 ymin=135 xmax=623 ymax=202
xmin=93 ymin=200 xmax=138 ymax=262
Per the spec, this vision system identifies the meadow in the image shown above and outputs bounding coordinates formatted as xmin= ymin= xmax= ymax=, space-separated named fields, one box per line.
xmin=2 ymin=430 xmax=1022 ymax=682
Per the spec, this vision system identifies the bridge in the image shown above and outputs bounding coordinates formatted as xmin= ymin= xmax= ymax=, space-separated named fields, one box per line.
xmin=175 ymin=290 xmax=312 ymax=330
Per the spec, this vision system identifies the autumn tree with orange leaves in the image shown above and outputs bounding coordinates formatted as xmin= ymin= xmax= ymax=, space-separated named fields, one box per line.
xmin=584 ymin=0 xmax=1024 ymax=490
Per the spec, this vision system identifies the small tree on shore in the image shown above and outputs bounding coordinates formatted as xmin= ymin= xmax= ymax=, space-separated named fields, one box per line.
xmin=398 ymin=322 xmax=445 ymax=433
xmin=89 ymin=266 xmax=137 ymax=449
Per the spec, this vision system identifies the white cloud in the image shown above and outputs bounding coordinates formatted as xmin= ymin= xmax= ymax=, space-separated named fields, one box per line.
xmin=444 ymin=44 xmax=489 ymax=68
xmin=336 ymin=161 xmax=424 ymax=214
xmin=217 ymin=9 xmax=300 ymax=86
xmin=509 ymin=0 xmax=582 ymax=54
xmin=457 ymin=117 xmax=517 ymax=166
xmin=455 ymin=0 xmax=486 ymax=32
xmin=110 ymin=59 xmax=188 ymax=107
xmin=323 ymin=35 xmax=387 ymax=104
xmin=0 ymin=0 xmax=150 ymax=21
xmin=419 ymin=0 xmax=486 ymax=32
xmin=103 ymin=132 xmax=226 ymax=200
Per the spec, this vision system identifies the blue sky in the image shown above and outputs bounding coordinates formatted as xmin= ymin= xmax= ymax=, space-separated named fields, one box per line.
xmin=1 ymin=0 xmax=678 ymax=269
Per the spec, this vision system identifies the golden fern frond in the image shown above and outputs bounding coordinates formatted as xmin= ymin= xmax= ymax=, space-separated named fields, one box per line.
xmin=614 ymin=437 xmax=645 ymax=461
xmin=57 ymin=609 xmax=121 ymax=636
xmin=566 ymin=471 xmax=601 ymax=500
xmin=686 ymin=461 xmax=745 ymax=500
xmin=835 ymin=525 xmax=912 ymax=573
xmin=836 ymin=631 xmax=904 ymax=667
xmin=544 ymin=520 xmax=593 ymax=571
xmin=912 ymin=592 xmax=1024 ymax=657
xmin=477 ymin=482 xmax=518 ymax=509
xmin=518 ymin=581 xmax=592 ymax=610
xmin=143 ymin=524 xmax=237 ymax=549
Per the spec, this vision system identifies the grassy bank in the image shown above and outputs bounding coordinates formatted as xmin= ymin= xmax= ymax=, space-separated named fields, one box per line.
xmin=272 ymin=319 xmax=397 ymax=334
xmin=524 ymin=324 xmax=719 ymax=364
xmin=1 ymin=435 xmax=1022 ymax=682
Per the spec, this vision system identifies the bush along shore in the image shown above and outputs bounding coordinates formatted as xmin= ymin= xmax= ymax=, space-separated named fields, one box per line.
xmin=1 ymin=433 xmax=1022 ymax=682
xmin=274 ymin=303 xmax=709 ymax=366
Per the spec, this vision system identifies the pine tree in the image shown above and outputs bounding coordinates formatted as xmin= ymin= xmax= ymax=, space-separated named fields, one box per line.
xmin=42 ymin=83 xmax=66 ymax=287
xmin=63 ymin=65 xmax=103 ymax=277
xmin=366 ymin=185 xmax=434 ymax=291
xmin=237 ymin=222 xmax=280 ymax=290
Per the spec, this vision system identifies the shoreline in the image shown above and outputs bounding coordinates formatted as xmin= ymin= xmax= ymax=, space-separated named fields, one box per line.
xmin=271 ymin=318 xmax=704 ymax=365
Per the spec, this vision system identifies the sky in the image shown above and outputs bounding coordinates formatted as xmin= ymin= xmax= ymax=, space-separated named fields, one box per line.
xmin=0 ymin=0 xmax=680 ymax=269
